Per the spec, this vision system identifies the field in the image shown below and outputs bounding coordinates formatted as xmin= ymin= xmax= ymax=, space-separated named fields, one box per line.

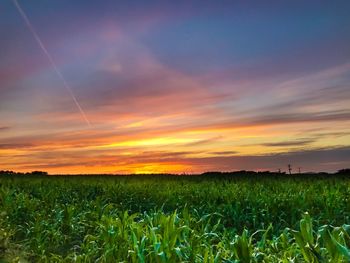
xmin=1 ymin=173 xmax=350 ymax=262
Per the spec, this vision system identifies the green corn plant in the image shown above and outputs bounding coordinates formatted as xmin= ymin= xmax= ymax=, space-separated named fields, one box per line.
xmin=319 ymin=225 xmax=350 ymax=261
xmin=0 ymin=227 xmax=11 ymax=256
xmin=129 ymin=230 xmax=147 ymax=263
xmin=61 ymin=205 xmax=75 ymax=235
xmin=231 ymin=229 xmax=253 ymax=262
xmin=292 ymin=212 xmax=323 ymax=262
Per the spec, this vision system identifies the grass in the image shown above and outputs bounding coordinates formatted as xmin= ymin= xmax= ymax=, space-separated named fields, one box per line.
xmin=0 ymin=173 xmax=350 ymax=262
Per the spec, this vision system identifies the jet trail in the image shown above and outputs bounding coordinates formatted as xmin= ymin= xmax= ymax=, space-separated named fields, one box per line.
xmin=12 ymin=0 xmax=91 ymax=127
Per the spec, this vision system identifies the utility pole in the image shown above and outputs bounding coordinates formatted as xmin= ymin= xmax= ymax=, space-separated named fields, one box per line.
xmin=298 ymin=167 xmax=301 ymax=174
xmin=288 ymin=164 xmax=292 ymax=175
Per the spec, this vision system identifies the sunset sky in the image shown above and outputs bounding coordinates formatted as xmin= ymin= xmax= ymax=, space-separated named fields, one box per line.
xmin=1 ymin=1 xmax=350 ymax=174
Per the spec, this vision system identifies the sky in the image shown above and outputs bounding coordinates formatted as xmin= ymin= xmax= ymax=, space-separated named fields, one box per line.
xmin=1 ymin=0 xmax=350 ymax=174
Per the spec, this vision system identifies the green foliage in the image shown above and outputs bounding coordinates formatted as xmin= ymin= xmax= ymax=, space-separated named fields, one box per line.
xmin=0 ymin=175 xmax=349 ymax=262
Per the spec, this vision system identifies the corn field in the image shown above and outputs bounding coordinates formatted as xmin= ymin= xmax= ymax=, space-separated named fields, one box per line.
xmin=0 ymin=174 xmax=350 ymax=262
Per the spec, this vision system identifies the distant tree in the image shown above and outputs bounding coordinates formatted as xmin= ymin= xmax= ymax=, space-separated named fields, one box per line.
xmin=0 ymin=170 xmax=15 ymax=175
xmin=288 ymin=164 xmax=292 ymax=175
xmin=336 ymin=169 xmax=350 ymax=175
xmin=30 ymin=171 xmax=48 ymax=176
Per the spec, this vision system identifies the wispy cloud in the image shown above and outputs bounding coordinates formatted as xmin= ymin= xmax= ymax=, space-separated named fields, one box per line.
xmin=0 ymin=126 xmax=11 ymax=131
xmin=261 ymin=139 xmax=315 ymax=147
xmin=211 ymin=151 xmax=238 ymax=155
xmin=0 ymin=143 xmax=33 ymax=149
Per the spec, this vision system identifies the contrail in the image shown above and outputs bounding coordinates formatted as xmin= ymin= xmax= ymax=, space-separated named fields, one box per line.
xmin=12 ymin=0 xmax=91 ymax=127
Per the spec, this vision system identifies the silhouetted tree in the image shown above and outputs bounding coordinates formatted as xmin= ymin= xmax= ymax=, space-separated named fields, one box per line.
xmin=30 ymin=171 xmax=48 ymax=176
xmin=336 ymin=169 xmax=350 ymax=175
